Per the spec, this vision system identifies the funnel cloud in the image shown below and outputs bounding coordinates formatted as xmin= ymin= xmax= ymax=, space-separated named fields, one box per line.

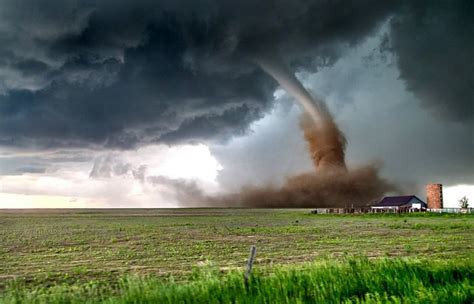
xmin=256 ymin=55 xmax=347 ymax=171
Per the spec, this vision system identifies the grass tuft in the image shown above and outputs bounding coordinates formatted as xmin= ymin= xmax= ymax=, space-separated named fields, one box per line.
xmin=1 ymin=258 xmax=472 ymax=303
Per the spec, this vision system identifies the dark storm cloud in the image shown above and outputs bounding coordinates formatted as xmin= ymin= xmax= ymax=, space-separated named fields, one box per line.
xmin=389 ymin=0 xmax=474 ymax=122
xmin=0 ymin=0 xmax=471 ymax=150
xmin=0 ymin=0 xmax=399 ymax=149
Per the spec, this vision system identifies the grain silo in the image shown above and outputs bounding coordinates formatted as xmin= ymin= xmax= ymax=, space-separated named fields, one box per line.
xmin=426 ymin=184 xmax=443 ymax=209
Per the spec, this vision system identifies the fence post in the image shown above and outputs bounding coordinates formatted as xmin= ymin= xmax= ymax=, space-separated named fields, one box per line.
xmin=244 ymin=245 xmax=257 ymax=286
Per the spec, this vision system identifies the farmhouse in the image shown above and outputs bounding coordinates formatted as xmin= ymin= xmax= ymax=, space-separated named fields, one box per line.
xmin=371 ymin=195 xmax=427 ymax=211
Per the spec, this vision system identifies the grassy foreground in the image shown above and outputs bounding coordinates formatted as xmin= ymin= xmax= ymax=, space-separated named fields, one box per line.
xmin=1 ymin=210 xmax=473 ymax=303
xmin=1 ymin=209 xmax=473 ymax=287
xmin=2 ymin=258 xmax=473 ymax=303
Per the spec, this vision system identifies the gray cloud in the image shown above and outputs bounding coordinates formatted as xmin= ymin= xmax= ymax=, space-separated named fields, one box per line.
xmin=211 ymin=98 xmax=311 ymax=192
xmin=389 ymin=0 xmax=474 ymax=122
xmin=0 ymin=149 xmax=92 ymax=176
xmin=0 ymin=0 xmax=399 ymax=149
xmin=89 ymin=154 xmax=133 ymax=178
xmin=0 ymin=162 xmax=48 ymax=175
xmin=147 ymin=175 xmax=205 ymax=205
xmin=132 ymin=165 xmax=148 ymax=183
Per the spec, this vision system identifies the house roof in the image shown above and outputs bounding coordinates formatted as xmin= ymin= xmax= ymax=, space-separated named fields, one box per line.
xmin=372 ymin=195 xmax=425 ymax=207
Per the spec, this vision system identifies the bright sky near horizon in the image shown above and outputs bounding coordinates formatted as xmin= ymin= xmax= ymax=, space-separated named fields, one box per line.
xmin=1 ymin=177 xmax=473 ymax=209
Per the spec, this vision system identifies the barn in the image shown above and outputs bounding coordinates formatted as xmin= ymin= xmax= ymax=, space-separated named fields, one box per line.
xmin=371 ymin=195 xmax=427 ymax=211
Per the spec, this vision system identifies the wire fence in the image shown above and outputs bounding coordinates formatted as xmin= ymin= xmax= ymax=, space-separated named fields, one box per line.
xmin=312 ymin=208 xmax=473 ymax=214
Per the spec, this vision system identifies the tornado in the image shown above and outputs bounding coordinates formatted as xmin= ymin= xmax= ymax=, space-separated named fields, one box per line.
xmin=184 ymin=56 xmax=395 ymax=208
xmin=256 ymin=55 xmax=347 ymax=171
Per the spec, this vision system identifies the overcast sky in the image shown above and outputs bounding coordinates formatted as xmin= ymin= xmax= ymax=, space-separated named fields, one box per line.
xmin=0 ymin=0 xmax=472 ymax=208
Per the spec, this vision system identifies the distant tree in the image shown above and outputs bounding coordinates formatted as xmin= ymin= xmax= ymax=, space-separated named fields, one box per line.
xmin=458 ymin=196 xmax=469 ymax=209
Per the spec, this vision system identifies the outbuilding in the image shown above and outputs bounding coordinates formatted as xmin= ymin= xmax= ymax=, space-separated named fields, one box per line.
xmin=371 ymin=195 xmax=427 ymax=212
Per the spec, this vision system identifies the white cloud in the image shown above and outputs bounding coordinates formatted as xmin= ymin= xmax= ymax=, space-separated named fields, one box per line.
xmin=443 ymin=185 xmax=474 ymax=208
xmin=0 ymin=144 xmax=222 ymax=208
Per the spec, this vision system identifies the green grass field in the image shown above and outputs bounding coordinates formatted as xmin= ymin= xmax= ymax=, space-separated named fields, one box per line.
xmin=1 ymin=209 xmax=473 ymax=303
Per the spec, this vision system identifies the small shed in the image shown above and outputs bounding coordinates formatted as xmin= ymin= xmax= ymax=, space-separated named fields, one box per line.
xmin=371 ymin=195 xmax=426 ymax=211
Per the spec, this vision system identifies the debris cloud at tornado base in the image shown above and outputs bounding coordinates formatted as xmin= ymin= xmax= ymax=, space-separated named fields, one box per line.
xmin=217 ymin=165 xmax=395 ymax=208
xmin=176 ymin=164 xmax=395 ymax=208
